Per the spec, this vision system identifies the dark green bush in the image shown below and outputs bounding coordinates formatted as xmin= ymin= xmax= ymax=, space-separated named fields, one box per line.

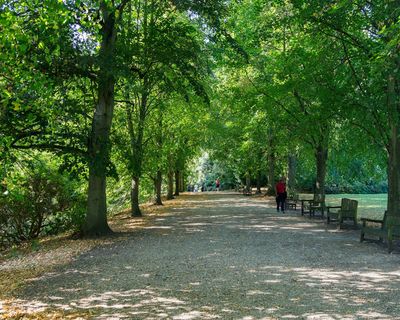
xmin=0 ymin=167 xmax=85 ymax=249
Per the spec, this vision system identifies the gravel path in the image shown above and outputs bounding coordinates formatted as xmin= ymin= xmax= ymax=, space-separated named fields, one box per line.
xmin=11 ymin=193 xmax=400 ymax=319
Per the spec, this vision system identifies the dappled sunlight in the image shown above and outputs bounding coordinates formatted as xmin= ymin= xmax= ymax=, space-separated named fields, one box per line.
xmin=6 ymin=192 xmax=400 ymax=319
xmin=172 ymin=310 xmax=219 ymax=319
xmin=9 ymin=262 xmax=400 ymax=319
xmin=142 ymin=226 xmax=174 ymax=230
xmin=246 ymin=289 xmax=269 ymax=296
xmin=292 ymin=268 xmax=400 ymax=292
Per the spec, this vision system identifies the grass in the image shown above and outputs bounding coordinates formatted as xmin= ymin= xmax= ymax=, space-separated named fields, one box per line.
xmin=326 ymin=193 xmax=387 ymax=220
xmin=300 ymin=193 xmax=387 ymax=220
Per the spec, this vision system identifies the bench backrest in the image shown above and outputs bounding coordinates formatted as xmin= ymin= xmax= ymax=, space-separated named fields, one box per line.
xmin=313 ymin=193 xmax=324 ymax=203
xmin=340 ymin=198 xmax=358 ymax=219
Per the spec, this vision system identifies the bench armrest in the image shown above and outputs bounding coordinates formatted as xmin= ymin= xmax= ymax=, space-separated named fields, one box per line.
xmin=360 ymin=218 xmax=384 ymax=224
xmin=326 ymin=205 xmax=341 ymax=213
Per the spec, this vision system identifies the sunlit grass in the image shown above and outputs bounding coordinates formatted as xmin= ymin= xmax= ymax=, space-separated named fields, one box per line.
xmin=326 ymin=194 xmax=387 ymax=220
xmin=300 ymin=193 xmax=387 ymax=220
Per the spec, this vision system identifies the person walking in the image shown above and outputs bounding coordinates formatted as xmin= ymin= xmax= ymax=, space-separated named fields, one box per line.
xmin=275 ymin=177 xmax=287 ymax=213
xmin=215 ymin=178 xmax=220 ymax=191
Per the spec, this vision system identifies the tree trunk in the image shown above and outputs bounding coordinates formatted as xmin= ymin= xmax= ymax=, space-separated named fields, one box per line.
xmin=387 ymin=138 xmax=400 ymax=220
xmin=266 ymin=130 xmax=276 ymax=195
xmin=84 ymin=4 xmax=117 ymax=236
xmin=267 ymin=152 xmax=276 ymax=195
xmin=287 ymin=153 xmax=297 ymax=194
xmin=126 ymin=82 xmax=147 ymax=217
xmin=153 ymin=109 xmax=164 ymax=205
xmin=85 ymin=167 xmax=111 ymax=235
xmin=245 ymin=171 xmax=251 ymax=193
xmin=314 ymin=144 xmax=328 ymax=203
xmin=180 ymin=171 xmax=185 ymax=193
xmin=174 ymin=170 xmax=180 ymax=196
xmin=154 ymin=170 xmax=163 ymax=205
xmin=167 ymin=167 xmax=174 ymax=200
xmin=131 ymin=176 xmax=142 ymax=217
xmin=387 ymin=72 xmax=400 ymax=219
xmin=256 ymin=169 xmax=262 ymax=194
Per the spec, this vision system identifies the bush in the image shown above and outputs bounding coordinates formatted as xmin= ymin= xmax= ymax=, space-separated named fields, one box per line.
xmin=324 ymin=180 xmax=388 ymax=194
xmin=0 ymin=167 xmax=85 ymax=249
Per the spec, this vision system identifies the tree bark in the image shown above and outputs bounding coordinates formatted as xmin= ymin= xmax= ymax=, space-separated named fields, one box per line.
xmin=167 ymin=154 xmax=174 ymax=200
xmin=154 ymin=170 xmax=163 ymax=205
xmin=256 ymin=169 xmax=262 ymax=194
xmin=180 ymin=171 xmax=185 ymax=193
xmin=245 ymin=171 xmax=251 ymax=193
xmin=267 ymin=152 xmax=276 ymax=195
xmin=167 ymin=163 xmax=174 ymax=200
xmin=153 ymin=109 xmax=164 ymax=205
xmin=266 ymin=130 xmax=276 ymax=195
xmin=387 ymin=136 xmax=400 ymax=220
xmin=287 ymin=153 xmax=297 ymax=194
xmin=314 ymin=143 xmax=328 ymax=203
xmin=174 ymin=170 xmax=180 ymax=196
xmin=126 ymin=81 xmax=147 ymax=217
xmin=131 ymin=176 xmax=142 ymax=216
xmin=387 ymin=72 xmax=400 ymax=220
xmin=84 ymin=4 xmax=117 ymax=236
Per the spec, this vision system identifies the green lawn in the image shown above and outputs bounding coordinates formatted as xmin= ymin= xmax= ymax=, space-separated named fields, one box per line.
xmin=301 ymin=193 xmax=387 ymax=220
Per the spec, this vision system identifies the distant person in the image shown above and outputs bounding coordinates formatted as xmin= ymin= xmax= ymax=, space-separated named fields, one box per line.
xmin=215 ymin=178 xmax=220 ymax=191
xmin=275 ymin=177 xmax=287 ymax=213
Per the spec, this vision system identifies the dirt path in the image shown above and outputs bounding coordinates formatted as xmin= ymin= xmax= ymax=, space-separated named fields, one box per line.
xmin=2 ymin=192 xmax=400 ymax=319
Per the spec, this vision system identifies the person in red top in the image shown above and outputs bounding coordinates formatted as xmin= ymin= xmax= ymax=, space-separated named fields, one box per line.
xmin=275 ymin=177 xmax=287 ymax=213
xmin=215 ymin=178 xmax=220 ymax=191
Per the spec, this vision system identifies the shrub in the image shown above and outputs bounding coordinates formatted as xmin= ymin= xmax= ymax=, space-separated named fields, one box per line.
xmin=0 ymin=167 xmax=85 ymax=249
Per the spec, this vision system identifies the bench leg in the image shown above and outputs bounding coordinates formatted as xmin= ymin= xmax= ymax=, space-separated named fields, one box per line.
xmin=338 ymin=214 xmax=342 ymax=229
xmin=388 ymin=228 xmax=393 ymax=253
xmin=388 ymin=241 xmax=393 ymax=253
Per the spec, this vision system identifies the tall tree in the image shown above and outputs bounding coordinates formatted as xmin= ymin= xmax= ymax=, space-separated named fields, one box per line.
xmin=292 ymin=0 xmax=399 ymax=217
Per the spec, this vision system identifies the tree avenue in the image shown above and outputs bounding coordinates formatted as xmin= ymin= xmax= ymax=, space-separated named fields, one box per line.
xmin=0 ymin=0 xmax=398 ymax=243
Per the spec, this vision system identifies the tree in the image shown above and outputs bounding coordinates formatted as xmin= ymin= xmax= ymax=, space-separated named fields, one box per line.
xmin=1 ymin=0 xmax=226 ymax=235
xmin=113 ymin=0 xmax=211 ymax=216
xmin=291 ymin=0 xmax=399 ymax=217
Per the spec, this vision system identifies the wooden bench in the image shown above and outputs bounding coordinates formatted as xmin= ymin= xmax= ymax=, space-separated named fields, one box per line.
xmin=326 ymin=198 xmax=358 ymax=229
xmin=301 ymin=194 xmax=324 ymax=218
xmin=242 ymin=187 xmax=252 ymax=196
xmin=286 ymin=193 xmax=299 ymax=210
xmin=360 ymin=210 xmax=400 ymax=253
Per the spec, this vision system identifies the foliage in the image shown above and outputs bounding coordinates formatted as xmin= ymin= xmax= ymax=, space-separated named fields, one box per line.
xmin=0 ymin=158 xmax=85 ymax=249
xmin=188 ymin=152 xmax=240 ymax=191
xmin=1 ymin=0 xmax=397 ymax=242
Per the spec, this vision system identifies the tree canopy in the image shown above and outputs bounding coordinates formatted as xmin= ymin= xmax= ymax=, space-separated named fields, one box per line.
xmin=0 ymin=0 xmax=398 ymax=243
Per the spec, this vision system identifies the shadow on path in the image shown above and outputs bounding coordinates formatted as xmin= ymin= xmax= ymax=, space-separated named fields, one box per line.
xmin=7 ymin=192 xmax=400 ymax=319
